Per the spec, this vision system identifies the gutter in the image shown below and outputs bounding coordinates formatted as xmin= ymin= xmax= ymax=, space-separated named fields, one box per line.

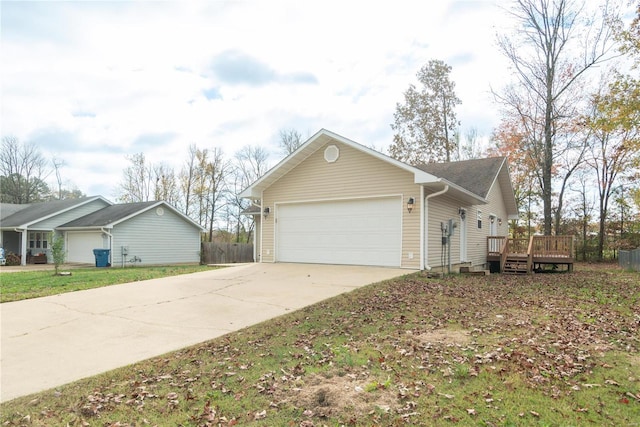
xmin=423 ymin=184 xmax=449 ymax=271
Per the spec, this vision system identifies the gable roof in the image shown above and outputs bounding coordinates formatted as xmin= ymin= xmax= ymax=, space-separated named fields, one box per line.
xmin=0 ymin=196 xmax=111 ymax=229
xmin=416 ymin=157 xmax=506 ymax=199
xmin=240 ymin=128 xmax=487 ymax=204
xmin=58 ymin=200 xmax=205 ymax=231
xmin=240 ymin=129 xmax=520 ymax=207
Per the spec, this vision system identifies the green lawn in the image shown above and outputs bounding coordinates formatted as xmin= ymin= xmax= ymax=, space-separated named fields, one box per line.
xmin=1 ymin=264 xmax=638 ymax=426
xmin=0 ymin=264 xmax=214 ymax=303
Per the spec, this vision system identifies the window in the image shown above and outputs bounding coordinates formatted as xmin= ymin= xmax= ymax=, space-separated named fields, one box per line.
xmin=477 ymin=210 xmax=482 ymax=229
xmin=28 ymin=232 xmax=48 ymax=249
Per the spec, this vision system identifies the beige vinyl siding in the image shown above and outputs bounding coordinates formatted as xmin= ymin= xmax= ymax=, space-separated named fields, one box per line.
xmin=425 ymin=193 xmax=463 ymax=269
xmin=262 ymin=142 xmax=422 ymax=269
xmin=426 ymin=179 xmax=510 ymax=269
xmin=30 ymin=199 xmax=111 ymax=229
xmin=111 ymin=207 xmax=201 ymax=266
xmin=462 ymin=179 xmax=509 ymax=268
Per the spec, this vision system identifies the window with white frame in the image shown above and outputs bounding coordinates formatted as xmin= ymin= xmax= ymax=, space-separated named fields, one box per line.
xmin=28 ymin=232 xmax=48 ymax=249
xmin=477 ymin=209 xmax=482 ymax=229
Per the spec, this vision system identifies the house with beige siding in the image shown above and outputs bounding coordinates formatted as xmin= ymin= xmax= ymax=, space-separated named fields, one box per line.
xmin=240 ymin=129 xmax=518 ymax=271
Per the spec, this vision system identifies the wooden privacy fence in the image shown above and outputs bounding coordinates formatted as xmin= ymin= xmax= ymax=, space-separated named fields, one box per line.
xmin=201 ymin=242 xmax=254 ymax=264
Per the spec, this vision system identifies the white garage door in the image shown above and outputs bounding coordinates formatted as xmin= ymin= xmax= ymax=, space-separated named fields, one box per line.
xmin=67 ymin=232 xmax=106 ymax=264
xmin=276 ymin=197 xmax=402 ymax=267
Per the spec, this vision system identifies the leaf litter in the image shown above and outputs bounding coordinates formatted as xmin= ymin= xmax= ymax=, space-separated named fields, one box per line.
xmin=1 ymin=265 xmax=638 ymax=426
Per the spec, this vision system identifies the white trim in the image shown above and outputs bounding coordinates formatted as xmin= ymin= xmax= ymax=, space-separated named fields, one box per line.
xmin=423 ymin=185 xmax=449 ymax=270
xmin=459 ymin=212 xmax=467 ymax=262
xmin=239 ymin=129 xmax=440 ymax=199
xmin=273 ymin=193 xmax=403 ymax=207
xmin=419 ymin=185 xmax=425 ymax=270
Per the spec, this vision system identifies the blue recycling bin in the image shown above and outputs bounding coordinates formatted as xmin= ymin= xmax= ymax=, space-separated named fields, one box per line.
xmin=93 ymin=249 xmax=110 ymax=267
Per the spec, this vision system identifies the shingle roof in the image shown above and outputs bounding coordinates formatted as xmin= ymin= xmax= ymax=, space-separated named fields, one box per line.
xmin=415 ymin=157 xmax=506 ymax=199
xmin=0 ymin=197 xmax=104 ymax=228
xmin=60 ymin=201 xmax=160 ymax=227
xmin=0 ymin=203 xmax=29 ymax=222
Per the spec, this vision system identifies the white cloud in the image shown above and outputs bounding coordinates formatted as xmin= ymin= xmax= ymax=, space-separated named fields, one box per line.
xmin=1 ymin=0 xmax=523 ymax=198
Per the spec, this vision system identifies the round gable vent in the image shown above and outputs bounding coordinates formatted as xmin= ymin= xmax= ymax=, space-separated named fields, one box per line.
xmin=156 ymin=207 xmax=164 ymax=216
xmin=324 ymin=145 xmax=339 ymax=163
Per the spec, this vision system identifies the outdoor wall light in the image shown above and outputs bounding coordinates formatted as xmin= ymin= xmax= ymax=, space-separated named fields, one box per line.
xmin=458 ymin=207 xmax=466 ymax=220
xmin=490 ymin=216 xmax=495 ymax=224
xmin=263 ymin=207 xmax=270 ymax=219
xmin=407 ymin=197 xmax=415 ymax=213
xmin=498 ymin=218 xmax=503 ymax=226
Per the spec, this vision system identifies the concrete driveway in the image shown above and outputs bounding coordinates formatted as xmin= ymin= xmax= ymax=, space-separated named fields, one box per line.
xmin=0 ymin=263 xmax=409 ymax=402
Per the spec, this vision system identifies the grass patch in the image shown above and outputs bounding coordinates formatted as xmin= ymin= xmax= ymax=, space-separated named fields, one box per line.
xmin=1 ymin=264 xmax=638 ymax=426
xmin=0 ymin=264 xmax=214 ymax=302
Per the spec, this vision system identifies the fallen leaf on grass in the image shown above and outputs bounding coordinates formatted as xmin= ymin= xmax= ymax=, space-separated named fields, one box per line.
xmin=254 ymin=409 xmax=267 ymax=420
xmin=438 ymin=393 xmax=454 ymax=399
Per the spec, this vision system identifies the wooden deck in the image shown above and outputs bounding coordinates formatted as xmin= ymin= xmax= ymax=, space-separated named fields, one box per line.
xmin=487 ymin=235 xmax=574 ymax=274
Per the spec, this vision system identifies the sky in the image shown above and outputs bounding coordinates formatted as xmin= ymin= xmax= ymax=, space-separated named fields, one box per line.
xmin=1 ymin=0 xmax=532 ymax=199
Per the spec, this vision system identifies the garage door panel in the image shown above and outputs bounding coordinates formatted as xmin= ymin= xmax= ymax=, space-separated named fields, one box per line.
xmin=67 ymin=232 xmax=105 ymax=264
xmin=276 ymin=197 xmax=401 ymax=267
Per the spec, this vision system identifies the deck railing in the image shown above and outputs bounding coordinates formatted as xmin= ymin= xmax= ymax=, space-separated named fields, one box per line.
xmin=500 ymin=238 xmax=509 ymax=272
xmin=487 ymin=236 xmax=507 ymax=257
xmin=530 ymin=235 xmax=574 ymax=258
xmin=487 ymin=235 xmax=574 ymax=273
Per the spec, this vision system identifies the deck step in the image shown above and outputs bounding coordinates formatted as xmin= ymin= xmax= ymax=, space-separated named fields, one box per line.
xmin=503 ymin=258 xmax=529 ymax=274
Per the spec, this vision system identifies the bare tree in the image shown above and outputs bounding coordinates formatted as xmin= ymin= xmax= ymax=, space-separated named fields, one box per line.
xmin=0 ymin=136 xmax=51 ymax=203
xmin=52 ymin=157 xmax=64 ymax=200
xmin=495 ymin=0 xmax=617 ymax=235
xmin=192 ymin=147 xmax=228 ymax=241
xmin=117 ymin=153 xmax=153 ymax=203
xmin=231 ymin=145 xmax=271 ymax=243
xmin=459 ymin=127 xmax=484 ymax=160
xmin=279 ymin=128 xmax=304 ymax=156
xmin=179 ymin=144 xmax=198 ymax=218
xmin=152 ymin=163 xmax=179 ymax=207
xmin=569 ymin=169 xmax=596 ymax=260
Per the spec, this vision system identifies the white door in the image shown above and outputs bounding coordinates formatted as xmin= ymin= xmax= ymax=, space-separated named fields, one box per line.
xmin=459 ymin=213 xmax=467 ymax=262
xmin=276 ymin=197 xmax=402 ymax=267
xmin=66 ymin=232 xmax=106 ymax=263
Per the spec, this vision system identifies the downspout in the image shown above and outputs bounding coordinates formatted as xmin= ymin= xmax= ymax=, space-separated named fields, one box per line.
xmin=259 ymin=191 xmax=264 ymax=263
xmin=423 ymin=184 xmax=449 ymax=271
xmin=101 ymin=228 xmax=113 ymax=266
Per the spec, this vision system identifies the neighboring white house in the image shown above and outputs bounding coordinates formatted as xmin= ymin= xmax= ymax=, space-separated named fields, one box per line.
xmin=0 ymin=197 xmax=203 ymax=266
xmin=240 ymin=129 xmax=518 ymax=271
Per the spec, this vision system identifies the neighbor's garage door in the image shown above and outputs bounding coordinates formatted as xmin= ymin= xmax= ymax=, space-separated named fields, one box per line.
xmin=276 ymin=197 xmax=401 ymax=267
xmin=66 ymin=232 xmax=105 ymax=263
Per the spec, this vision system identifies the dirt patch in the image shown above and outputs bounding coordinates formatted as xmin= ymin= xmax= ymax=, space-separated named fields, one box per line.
xmin=413 ymin=328 xmax=472 ymax=346
xmin=282 ymin=373 xmax=398 ymax=419
xmin=281 ymin=328 xmax=472 ymax=420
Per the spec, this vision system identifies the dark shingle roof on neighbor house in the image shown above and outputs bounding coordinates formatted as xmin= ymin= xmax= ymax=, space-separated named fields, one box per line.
xmin=0 ymin=196 xmax=107 ymax=228
xmin=416 ymin=157 xmax=506 ymax=199
xmin=59 ymin=201 xmax=161 ymax=228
